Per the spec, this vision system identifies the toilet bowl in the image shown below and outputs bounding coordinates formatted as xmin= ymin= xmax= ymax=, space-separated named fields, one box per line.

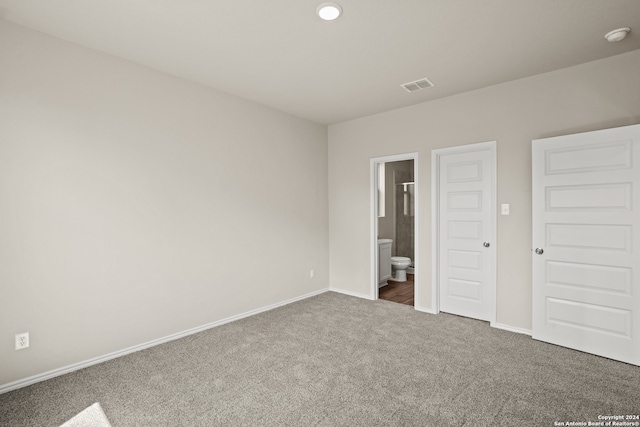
xmin=390 ymin=256 xmax=411 ymax=282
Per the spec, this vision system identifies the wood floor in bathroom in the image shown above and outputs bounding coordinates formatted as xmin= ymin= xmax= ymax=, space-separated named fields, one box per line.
xmin=379 ymin=273 xmax=414 ymax=306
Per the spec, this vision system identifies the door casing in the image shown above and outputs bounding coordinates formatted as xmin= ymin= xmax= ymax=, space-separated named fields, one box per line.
xmin=370 ymin=152 xmax=420 ymax=309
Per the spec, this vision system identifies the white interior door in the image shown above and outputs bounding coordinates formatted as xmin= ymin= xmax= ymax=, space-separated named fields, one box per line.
xmin=438 ymin=143 xmax=495 ymax=322
xmin=532 ymin=124 xmax=640 ymax=366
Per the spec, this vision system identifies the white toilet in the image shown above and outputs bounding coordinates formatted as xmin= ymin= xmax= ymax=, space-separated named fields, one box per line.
xmin=390 ymin=256 xmax=412 ymax=282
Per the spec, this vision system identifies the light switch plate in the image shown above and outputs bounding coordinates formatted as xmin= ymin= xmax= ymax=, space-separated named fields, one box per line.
xmin=501 ymin=204 xmax=510 ymax=215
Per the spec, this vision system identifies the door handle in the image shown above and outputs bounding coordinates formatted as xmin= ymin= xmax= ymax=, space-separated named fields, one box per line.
xmin=483 ymin=241 xmax=490 ymax=248
xmin=535 ymin=248 xmax=544 ymax=255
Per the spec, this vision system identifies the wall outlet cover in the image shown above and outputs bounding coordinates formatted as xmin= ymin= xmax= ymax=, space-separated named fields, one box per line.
xmin=15 ymin=332 xmax=29 ymax=350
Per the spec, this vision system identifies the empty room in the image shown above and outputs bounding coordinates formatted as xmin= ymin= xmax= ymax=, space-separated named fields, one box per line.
xmin=1 ymin=1 xmax=639 ymax=426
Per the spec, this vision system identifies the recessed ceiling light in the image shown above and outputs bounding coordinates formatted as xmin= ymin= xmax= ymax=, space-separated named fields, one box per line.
xmin=317 ymin=3 xmax=342 ymax=21
xmin=604 ymin=27 xmax=631 ymax=42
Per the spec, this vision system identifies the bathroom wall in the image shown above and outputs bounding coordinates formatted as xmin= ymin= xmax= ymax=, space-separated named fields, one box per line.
xmin=394 ymin=164 xmax=414 ymax=261
xmin=0 ymin=20 xmax=329 ymax=388
xmin=328 ymin=50 xmax=640 ymax=330
xmin=377 ymin=160 xmax=413 ymax=256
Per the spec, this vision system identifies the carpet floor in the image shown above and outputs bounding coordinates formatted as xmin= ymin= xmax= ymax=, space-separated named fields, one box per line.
xmin=1 ymin=291 xmax=639 ymax=426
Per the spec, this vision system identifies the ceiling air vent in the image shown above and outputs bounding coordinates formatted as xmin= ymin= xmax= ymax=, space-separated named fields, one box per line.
xmin=401 ymin=77 xmax=435 ymax=93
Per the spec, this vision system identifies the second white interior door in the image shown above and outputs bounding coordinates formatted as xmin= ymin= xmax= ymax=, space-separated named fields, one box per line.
xmin=532 ymin=124 xmax=640 ymax=365
xmin=438 ymin=144 xmax=495 ymax=322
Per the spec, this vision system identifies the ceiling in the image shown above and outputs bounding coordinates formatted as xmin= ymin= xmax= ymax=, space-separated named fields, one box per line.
xmin=0 ymin=0 xmax=639 ymax=125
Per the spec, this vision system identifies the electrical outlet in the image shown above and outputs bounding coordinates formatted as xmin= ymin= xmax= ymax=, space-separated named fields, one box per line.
xmin=15 ymin=332 xmax=29 ymax=350
xmin=310 ymin=269 xmax=315 ymax=278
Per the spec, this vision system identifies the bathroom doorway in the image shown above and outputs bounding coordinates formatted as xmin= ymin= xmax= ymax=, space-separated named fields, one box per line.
xmin=370 ymin=153 xmax=419 ymax=307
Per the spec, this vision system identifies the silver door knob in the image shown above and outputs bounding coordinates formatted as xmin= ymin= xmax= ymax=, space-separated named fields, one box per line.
xmin=535 ymin=248 xmax=544 ymax=255
xmin=483 ymin=242 xmax=490 ymax=248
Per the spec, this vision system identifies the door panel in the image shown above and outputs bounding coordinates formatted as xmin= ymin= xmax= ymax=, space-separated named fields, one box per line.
xmin=532 ymin=124 xmax=640 ymax=365
xmin=439 ymin=146 xmax=495 ymax=321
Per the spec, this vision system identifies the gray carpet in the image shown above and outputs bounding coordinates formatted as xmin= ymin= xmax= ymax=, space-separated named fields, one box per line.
xmin=1 ymin=292 xmax=638 ymax=426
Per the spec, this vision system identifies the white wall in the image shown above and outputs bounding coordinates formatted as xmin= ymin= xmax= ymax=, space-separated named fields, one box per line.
xmin=328 ymin=50 xmax=640 ymax=330
xmin=0 ymin=20 xmax=328 ymax=387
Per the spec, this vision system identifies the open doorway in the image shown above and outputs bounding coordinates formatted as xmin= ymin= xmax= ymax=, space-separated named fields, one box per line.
xmin=370 ymin=153 xmax=419 ymax=307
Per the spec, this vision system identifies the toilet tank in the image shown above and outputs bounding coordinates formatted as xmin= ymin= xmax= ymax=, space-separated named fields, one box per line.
xmin=378 ymin=239 xmax=392 ymax=284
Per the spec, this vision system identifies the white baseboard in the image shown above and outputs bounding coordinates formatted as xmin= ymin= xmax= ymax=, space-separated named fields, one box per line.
xmin=492 ymin=322 xmax=532 ymax=336
xmin=413 ymin=305 xmax=437 ymax=315
xmin=0 ymin=288 xmax=329 ymax=395
xmin=329 ymin=287 xmax=374 ymax=300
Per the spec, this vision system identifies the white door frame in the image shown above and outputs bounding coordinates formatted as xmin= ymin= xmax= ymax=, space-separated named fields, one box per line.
xmin=431 ymin=141 xmax=497 ymax=325
xmin=370 ymin=152 xmax=420 ymax=308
